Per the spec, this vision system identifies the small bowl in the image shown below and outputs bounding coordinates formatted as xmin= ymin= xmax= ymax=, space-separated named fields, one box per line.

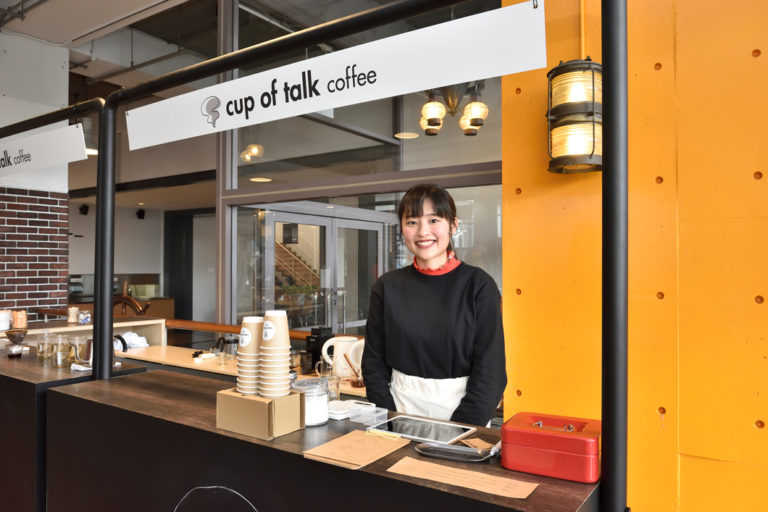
xmin=5 ymin=329 xmax=27 ymax=345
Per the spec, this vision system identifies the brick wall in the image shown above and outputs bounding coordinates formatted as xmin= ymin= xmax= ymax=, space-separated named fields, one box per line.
xmin=0 ymin=187 xmax=68 ymax=322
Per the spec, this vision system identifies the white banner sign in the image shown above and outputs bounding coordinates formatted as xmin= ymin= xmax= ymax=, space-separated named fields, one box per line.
xmin=125 ymin=1 xmax=546 ymax=150
xmin=0 ymin=124 xmax=87 ymax=175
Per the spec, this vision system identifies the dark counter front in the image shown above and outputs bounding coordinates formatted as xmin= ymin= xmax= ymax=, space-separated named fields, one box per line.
xmin=0 ymin=352 xmax=146 ymax=512
xmin=45 ymin=371 xmax=598 ymax=512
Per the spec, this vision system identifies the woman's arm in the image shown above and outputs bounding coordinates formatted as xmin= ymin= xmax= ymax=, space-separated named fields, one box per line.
xmin=362 ymin=280 xmax=397 ymax=411
xmin=450 ymin=276 xmax=507 ymax=425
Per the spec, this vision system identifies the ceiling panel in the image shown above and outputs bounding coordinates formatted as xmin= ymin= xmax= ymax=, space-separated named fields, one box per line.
xmin=0 ymin=0 xmax=189 ymax=46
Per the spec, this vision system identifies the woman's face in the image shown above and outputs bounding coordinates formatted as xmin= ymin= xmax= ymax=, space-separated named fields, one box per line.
xmin=401 ymin=198 xmax=457 ymax=269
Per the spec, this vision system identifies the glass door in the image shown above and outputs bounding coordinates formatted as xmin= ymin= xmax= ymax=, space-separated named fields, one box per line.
xmin=332 ymin=219 xmax=383 ymax=335
xmin=235 ymin=202 xmax=396 ymax=333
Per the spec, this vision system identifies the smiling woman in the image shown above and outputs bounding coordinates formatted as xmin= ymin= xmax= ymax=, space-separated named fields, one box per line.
xmin=362 ymin=183 xmax=506 ymax=427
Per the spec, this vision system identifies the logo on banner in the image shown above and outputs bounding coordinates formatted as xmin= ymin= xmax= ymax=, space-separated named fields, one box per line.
xmin=0 ymin=148 xmax=32 ymax=168
xmin=201 ymin=96 xmax=221 ymax=127
xmin=196 ymin=67 xmax=377 ymax=129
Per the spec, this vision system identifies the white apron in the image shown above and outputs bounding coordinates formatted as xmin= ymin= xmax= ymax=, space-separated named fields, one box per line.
xmin=390 ymin=369 xmax=468 ymax=421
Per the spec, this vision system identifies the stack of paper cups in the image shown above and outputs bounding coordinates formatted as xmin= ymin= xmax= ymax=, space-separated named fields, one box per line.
xmin=237 ymin=316 xmax=263 ymax=395
xmin=259 ymin=310 xmax=291 ymax=398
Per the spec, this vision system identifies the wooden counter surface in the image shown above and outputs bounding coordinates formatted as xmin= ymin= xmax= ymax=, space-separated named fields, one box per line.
xmin=0 ymin=349 xmax=146 ymax=385
xmin=46 ymin=370 xmax=597 ymax=512
xmin=118 ymin=344 xmax=367 ymax=397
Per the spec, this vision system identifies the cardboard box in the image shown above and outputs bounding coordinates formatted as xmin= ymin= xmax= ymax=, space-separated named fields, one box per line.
xmin=216 ymin=388 xmax=305 ymax=440
xmin=500 ymin=412 xmax=601 ymax=483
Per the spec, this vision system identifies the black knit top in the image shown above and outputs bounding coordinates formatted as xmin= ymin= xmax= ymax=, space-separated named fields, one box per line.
xmin=362 ymin=263 xmax=506 ymax=426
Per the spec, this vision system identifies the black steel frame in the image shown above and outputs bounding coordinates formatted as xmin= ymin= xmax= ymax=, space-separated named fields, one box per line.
xmin=0 ymin=1 xmax=629 ymax=510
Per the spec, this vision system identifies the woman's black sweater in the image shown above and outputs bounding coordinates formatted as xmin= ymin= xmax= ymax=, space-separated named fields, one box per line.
xmin=362 ymin=263 xmax=506 ymax=426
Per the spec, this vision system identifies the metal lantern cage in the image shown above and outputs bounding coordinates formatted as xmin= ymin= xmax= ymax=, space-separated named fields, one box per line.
xmin=547 ymin=57 xmax=603 ymax=173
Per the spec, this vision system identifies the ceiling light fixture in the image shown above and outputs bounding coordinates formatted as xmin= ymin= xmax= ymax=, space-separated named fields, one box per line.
xmin=419 ymin=116 xmax=442 ymax=136
xmin=546 ymin=57 xmax=603 ymax=173
xmin=394 ymin=132 xmax=419 ymax=140
xmin=240 ymin=143 xmax=265 ymax=162
xmin=418 ymin=81 xmax=488 ymax=137
xmin=249 ymin=177 xmax=272 ymax=183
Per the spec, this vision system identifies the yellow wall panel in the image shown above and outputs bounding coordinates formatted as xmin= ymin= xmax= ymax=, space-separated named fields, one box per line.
xmin=678 ymin=217 xmax=768 ymax=465
xmin=680 ymin=456 xmax=768 ymax=510
xmin=626 ymin=0 xmax=681 ymax=508
xmin=676 ymin=0 xmax=768 ymax=221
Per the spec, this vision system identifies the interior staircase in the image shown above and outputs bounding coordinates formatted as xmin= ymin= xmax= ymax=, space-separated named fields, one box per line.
xmin=275 ymin=242 xmax=320 ymax=288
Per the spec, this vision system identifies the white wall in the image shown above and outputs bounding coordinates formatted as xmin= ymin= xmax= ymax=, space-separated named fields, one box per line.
xmin=192 ymin=214 xmax=216 ymax=322
xmin=0 ymin=33 xmax=69 ymax=192
xmin=68 ymin=204 xmax=164 ymax=274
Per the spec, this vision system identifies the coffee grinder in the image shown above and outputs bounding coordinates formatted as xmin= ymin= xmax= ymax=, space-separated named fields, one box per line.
xmin=305 ymin=326 xmax=333 ymax=369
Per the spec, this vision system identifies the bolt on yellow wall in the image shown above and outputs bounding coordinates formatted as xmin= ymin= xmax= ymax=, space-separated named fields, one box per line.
xmin=502 ymin=0 xmax=766 ymax=511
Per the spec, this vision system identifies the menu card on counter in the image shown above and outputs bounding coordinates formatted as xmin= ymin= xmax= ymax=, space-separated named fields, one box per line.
xmin=303 ymin=430 xmax=410 ymax=470
xmin=387 ymin=456 xmax=539 ymax=500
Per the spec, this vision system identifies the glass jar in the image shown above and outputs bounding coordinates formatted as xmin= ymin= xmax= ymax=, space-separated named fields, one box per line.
xmin=291 ymin=377 xmax=329 ymax=426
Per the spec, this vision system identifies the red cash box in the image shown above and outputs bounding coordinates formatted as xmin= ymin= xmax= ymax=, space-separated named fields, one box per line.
xmin=500 ymin=412 xmax=601 ymax=483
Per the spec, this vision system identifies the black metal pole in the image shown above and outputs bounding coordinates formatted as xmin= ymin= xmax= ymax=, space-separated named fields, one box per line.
xmin=600 ymin=0 xmax=629 ymax=511
xmin=92 ymin=104 xmax=117 ymax=380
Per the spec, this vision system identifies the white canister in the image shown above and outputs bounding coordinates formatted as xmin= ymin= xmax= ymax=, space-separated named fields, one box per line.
xmin=0 ymin=310 xmax=10 ymax=331
xmin=291 ymin=378 xmax=329 ymax=426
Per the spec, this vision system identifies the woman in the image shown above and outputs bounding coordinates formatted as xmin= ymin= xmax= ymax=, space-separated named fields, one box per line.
xmin=362 ymin=183 xmax=506 ymax=426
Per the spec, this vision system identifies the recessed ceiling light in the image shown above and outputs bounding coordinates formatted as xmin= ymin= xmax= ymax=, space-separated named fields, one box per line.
xmin=138 ymin=202 xmax=145 ymax=206
xmin=249 ymin=177 xmax=272 ymax=183
xmin=394 ymin=132 xmax=419 ymax=140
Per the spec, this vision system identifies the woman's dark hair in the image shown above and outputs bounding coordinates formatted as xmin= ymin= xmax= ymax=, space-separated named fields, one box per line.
xmin=398 ymin=183 xmax=457 ymax=251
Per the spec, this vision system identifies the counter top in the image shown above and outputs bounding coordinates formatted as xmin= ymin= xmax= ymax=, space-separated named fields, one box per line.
xmin=117 ymin=345 xmax=367 ymax=397
xmin=45 ymin=370 xmax=598 ymax=512
xmin=0 ymin=348 xmax=146 ymax=385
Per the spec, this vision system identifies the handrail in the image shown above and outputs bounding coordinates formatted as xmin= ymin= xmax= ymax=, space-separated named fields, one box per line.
xmin=165 ymin=318 xmax=362 ymax=341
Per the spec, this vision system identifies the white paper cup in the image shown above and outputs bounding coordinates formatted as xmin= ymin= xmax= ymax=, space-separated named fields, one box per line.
xmin=259 ymin=348 xmax=290 ymax=354
xmin=258 ymin=379 xmax=289 ymax=386
xmin=258 ymin=354 xmax=290 ymax=361
xmin=259 ymin=390 xmax=290 ymax=398
xmin=238 ymin=316 xmax=263 ymax=356
xmin=259 ymin=367 xmax=289 ymax=375
xmin=260 ymin=356 xmax=289 ymax=362
xmin=258 ymin=384 xmax=290 ymax=391
xmin=259 ymin=373 xmax=289 ymax=382
xmin=259 ymin=387 xmax=290 ymax=394
xmin=262 ymin=310 xmax=290 ymax=349
xmin=259 ymin=361 xmax=290 ymax=368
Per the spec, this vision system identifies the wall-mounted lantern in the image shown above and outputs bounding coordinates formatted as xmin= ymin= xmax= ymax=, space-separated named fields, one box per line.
xmin=547 ymin=58 xmax=603 ymax=173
